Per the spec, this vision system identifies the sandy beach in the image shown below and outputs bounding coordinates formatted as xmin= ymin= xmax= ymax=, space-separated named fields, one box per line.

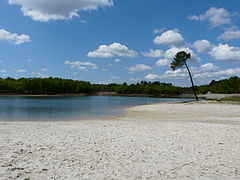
xmin=0 ymin=101 xmax=240 ymax=180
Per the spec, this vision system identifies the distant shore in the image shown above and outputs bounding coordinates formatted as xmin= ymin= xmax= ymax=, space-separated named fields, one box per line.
xmin=1 ymin=92 xmax=240 ymax=102
xmin=0 ymin=93 xmax=90 ymax=97
xmin=0 ymin=92 xmax=186 ymax=98
xmin=0 ymin=101 xmax=240 ymax=179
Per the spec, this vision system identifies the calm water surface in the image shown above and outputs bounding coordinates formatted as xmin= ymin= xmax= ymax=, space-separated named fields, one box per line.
xmin=0 ymin=96 xmax=192 ymax=121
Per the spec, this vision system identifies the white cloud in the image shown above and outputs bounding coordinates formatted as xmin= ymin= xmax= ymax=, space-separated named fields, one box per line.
xmin=78 ymin=66 xmax=87 ymax=70
xmin=145 ymin=74 xmax=160 ymax=80
xmin=15 ymin=69 xmax=27 ymax=73
xmin=110 ymin=75 xmax=119 ymax=79
xmin=41 ymin=68 xmax=48 ymax=72
xmin=0 ymin=29 xmax=31 ymax=44
xmin=65 ymin=60 xmax=98 ymax=70
xmin=129 ymin=77 xmax=142 ymax=82
xmin=161 ymin=63 xmax=240 ymax=84
xmin=193 ymin=40 xmax=213 ymax=53
xmin=128 ymin=64 xmax=152 ymax=73
xmin=162 ymin=69 xmax=188 ymax=78
xmin=194 ymin=68 xmax=240 ymax=79
xmin=0 ymin=69 xmax=7 ymax=73
xmin=153 ymin=28 xmax=165 ymax=34
xmin=191 ymin=40 xmax=240 ymax=62
xmin=209 ymin=44 xmax=240 ymax=61
xmin=114 ymin=59 xmax=121 ymax=63
xmin=164 ymin=47 xmax=201 ymax=62
xmin=155 ymin=59 xmax=171 ymax=67
xmin=141 ymin=49 xmax=163 ymax=58
xmin=96 ymin=75 xmax=120 ymax=84
xmin=218 ymin=29 xmax=240 ymax=41
xmin=188 ymin=7 xmax=233 ymax=28
xmin=8 ymin=0 xmax=113 ymax=22
xmin=87 ymin=43 xmax=138 ymax=58
xmin=199 ymin=63 xmax=219 ymax=72
xmin=96 ymin=79 xmax=116 ymax=84
xmin=31 ymin=71 xmax=49 ymax=78
xmin=153 ymin=30 xmax=184 ymax=47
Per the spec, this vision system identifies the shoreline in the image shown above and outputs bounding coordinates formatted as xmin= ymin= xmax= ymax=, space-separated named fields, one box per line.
xmin=123 ymin=101 xmax=240 ymax=125
xmin=0 ymin=93 xmax=201 ymax=98
xmin=0 ymin=101 xmax=240 ymax=179
xmin=1 ymin=93 xmax=240 ymax=103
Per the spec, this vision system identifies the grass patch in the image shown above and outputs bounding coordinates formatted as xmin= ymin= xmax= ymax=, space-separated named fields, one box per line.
xmin=221 ymin=97 xmax=240 ymax=102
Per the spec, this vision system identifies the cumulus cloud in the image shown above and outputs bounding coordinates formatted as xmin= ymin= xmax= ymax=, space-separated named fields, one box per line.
xmin=209 ymin=44 xmax=240 ymax=61
xmin=8 ymin=0 xmax=113 ymax=22
xmin=153 ymin=30 xmax=184 ymax=47
xmin=191 ymin=39 xmax=240 ymax=62
xmin=188 ymin=7 xmax=233 ymax=28
xmin=193 ymin=40 xmax=213 ymax=53
xmin=87 ymin=43 xmax=138 ymax=58
xmin=161 ymin=63 xmax=240 ymax=84
xmin=164 ymin=47 xmax=201 ymax=62
xmin=15 ymin=69 xmax=27 ymax=73
xmin=141 ymin=49 xmax=163 ymax=58
xmin=194 ymin=68 xmax=240 ymax=79
xmin=162 ymin=69 xmax=188 ymax=78
xmin=199 ymin=63 xmax=219 ymax=72
xmin=218 ymin=29 xmax=240 ymax=41
xmin=155 ymin=59 xmax=171 ymax=67
xmin=65 ymin=60 xmax=98 ymax=70
xmin=0 ymin=29 xmax=31 ymax=44
xmin=128 ymin=64 xmax=152 ymax=73
xmin=114 ymin=59 xmax=121 ymax=63
xmin=145 ymin=74 xmax=160 ymax=80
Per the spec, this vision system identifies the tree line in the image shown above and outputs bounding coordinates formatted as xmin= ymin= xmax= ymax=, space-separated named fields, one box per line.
xmin=0 ymin=77 xmax=94 ymax=94
xmin=0 ymin=76 xmax=239 ymax=95
xmin=0 ymin=77 xmax=181 ymax=95
xmin=94 ymin=81 xmax=182 ymax=95
xmin=196 ymin=76 xmax=240 ymax=94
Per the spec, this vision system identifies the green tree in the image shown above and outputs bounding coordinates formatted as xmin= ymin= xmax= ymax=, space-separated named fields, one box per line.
xmin=171 ymin=51 xmax=198 ymax=101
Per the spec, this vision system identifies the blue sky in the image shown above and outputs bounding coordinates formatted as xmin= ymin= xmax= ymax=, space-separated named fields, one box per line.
xmin=0 ymin=0 xmax=240 ymax=86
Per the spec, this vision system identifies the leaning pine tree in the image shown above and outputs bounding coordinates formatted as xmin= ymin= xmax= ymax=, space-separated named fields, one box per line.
xmin=171 ymin=51 xmax=199 ymax=101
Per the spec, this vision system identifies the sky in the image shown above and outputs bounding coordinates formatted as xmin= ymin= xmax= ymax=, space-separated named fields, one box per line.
xmin=0 ymin=0 xmax=240 ymax=86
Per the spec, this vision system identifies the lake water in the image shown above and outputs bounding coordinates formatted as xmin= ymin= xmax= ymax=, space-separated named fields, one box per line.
xmin=0 ymin=96 xmax=192 ymax=121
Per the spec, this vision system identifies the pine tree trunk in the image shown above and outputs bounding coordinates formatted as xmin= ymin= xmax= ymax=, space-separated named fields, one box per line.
xmin=184 ymin=61 xmax=199 ymax=101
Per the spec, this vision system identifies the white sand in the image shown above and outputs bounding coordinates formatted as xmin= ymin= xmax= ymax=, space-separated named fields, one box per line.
xmin=0 ymin=101 xmax=240 ymax=180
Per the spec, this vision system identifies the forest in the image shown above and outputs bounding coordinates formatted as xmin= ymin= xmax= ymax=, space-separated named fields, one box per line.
xmin=0 ymin=76 xmax=239 ymax=95
xmin=196 ymin=76 xmax=240 ymax=94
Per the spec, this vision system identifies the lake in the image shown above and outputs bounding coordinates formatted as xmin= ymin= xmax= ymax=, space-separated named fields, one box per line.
xmin=0 ymin=96 xmax=192 ymax=121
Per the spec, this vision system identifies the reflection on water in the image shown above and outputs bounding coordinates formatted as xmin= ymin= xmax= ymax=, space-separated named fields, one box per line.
xmin=0 ymin=96 xmax=192 ymax=121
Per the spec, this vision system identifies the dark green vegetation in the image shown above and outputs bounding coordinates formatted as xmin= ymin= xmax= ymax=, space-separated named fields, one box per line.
xmin=197 ymin=76 xmax=240 ymax=94
xmin=171 ymin=51 xmax=198 ymax=101
xmin=0 ymin=77 xmax=181 ymax=95
xmin=0 ymin=76 xmax=239 ymax=96
xmin=220 ymin=97 xmax=240 ymax=102
xmin=95 ymin=81 xmax=182 ymax=96
xmin=0 ymin=77 xmax=94 ymax=94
